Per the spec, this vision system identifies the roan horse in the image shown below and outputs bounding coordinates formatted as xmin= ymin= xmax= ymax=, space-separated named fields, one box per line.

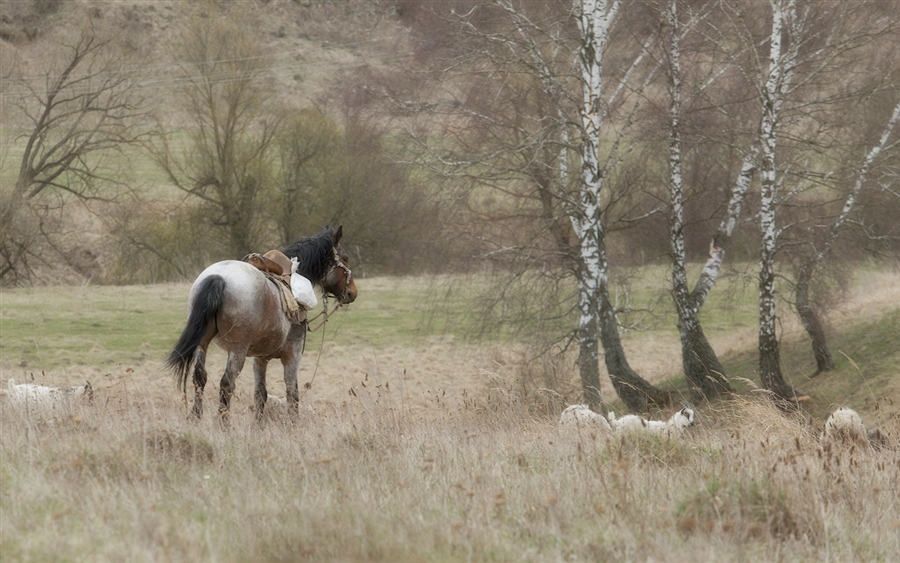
xmin=166 ymin=226 xmax=357 ymax=420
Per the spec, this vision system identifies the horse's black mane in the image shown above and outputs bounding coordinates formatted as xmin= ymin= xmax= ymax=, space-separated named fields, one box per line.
xmin=281 ymin=227 xmax=337 ymax=285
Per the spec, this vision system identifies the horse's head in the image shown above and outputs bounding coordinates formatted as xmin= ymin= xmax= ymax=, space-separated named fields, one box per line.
xmin=282 ymin=225 xmax=358 ymax=305
xmin=321 ymin=226 xmax=357 ymax=305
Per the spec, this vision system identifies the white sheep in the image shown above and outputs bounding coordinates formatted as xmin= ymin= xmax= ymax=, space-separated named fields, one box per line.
xmin=559 ymin=404 xmax=612 ymax=433
xmin=823 ymin=407 xmax=875 ymax=448
xmin=607 ymin=407 xmax=695 ymax=438
xmin=2 ymin=378 xmax=93 ymax=411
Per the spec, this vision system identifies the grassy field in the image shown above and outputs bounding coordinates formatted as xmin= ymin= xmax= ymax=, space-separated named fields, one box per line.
xmin=2 ymin=267 xmax=900 ymax=561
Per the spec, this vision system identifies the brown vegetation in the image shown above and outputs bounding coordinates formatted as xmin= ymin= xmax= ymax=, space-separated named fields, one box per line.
xmin=2 ymin=385 xmax=898 ymax=561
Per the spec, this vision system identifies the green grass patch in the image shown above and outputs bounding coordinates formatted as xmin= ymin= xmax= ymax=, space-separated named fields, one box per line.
xmin=721 ymin=306 xmax=900 ymax=420
xmin=0 ymin=284 xmax=185 ymax=371
xmin=0 ymin=277 xmax=455 ymax=373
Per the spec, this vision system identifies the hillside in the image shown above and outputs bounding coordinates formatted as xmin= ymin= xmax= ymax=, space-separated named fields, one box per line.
xmin=1 ymin=0 xmax=412 ymax=114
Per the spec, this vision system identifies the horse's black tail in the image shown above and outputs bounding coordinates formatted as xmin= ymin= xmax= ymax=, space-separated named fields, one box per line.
xmin=166 ymin=275 xmax=226 ymax=393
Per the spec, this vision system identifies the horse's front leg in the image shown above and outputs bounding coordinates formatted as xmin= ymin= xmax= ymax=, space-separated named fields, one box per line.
xmin=253 ymin=357 xmax=269 ymax=421
xmin=282 ymin=336 xmax=305 ymax=418
xmin=218 ymin=350 xmax=247 ymax=419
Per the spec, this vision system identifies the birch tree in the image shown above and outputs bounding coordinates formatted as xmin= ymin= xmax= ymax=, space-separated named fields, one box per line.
xmin=576 ymin=0 xmax=670 ymax=411
xmin=755 ymin=0 xmax=800 ymax=404
xmin=387 ymin=0 xmax=670 ymax=411
xmin=661 ymin=0 xmax=734 ymax=400
xmin=793 ymin=96 xmax=900 ymax=373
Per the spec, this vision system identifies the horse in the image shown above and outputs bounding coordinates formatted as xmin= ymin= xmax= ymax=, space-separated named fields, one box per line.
xmin=166 ymin=225 xmax=357 ymax=420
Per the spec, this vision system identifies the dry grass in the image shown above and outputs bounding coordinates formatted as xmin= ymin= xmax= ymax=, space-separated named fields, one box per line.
xmin=2 ymin=386 xmax=899 ymax=562
xmin=3 ymin=269 xmax=900 ymax=560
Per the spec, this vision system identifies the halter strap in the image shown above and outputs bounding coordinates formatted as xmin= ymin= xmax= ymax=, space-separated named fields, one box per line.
xmin=328 ymin=247 xmax=353 ymax=303
xmin=306 ymin=248 xmax=352 ymax=331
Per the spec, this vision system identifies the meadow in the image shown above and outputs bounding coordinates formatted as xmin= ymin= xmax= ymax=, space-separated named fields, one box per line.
xmin=1 ymin=267 xmax=899 ymax=561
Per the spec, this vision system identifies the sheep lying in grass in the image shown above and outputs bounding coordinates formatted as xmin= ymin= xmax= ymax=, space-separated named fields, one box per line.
xmin=823 ymin=406 xmax=888 ymax=449
xmin=824 ymin=407 xmax=866 ymax=445
xmin=607 ymin=407 xmax=696 ymax=438
xmin=2 ymin=378 xmax=93 ymax=410
xmin=559 ymin=404 xmax=612 ymax=433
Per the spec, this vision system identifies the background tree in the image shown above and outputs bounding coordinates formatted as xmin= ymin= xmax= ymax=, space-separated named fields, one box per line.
xmin=273 ymin=106 xmax=440 ymax=275
xmin=151 ymin=2 xmax=275 ymax=258
xmin=791 ymin=92 xmax=900 ymax=374
xmin=0 ymin=25 xmax=145 ymax=284
xmin=658 ymin=0 xmax=734 ymax=400
xmin=385 ymin=0 xmax=671 ymax=412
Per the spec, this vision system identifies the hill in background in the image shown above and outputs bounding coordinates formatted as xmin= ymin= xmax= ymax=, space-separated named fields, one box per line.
xmin=1 ymin=0 xmax=412 ymax=115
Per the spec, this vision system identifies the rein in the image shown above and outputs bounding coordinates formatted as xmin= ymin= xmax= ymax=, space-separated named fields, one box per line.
xmin=306 ymin=299 xmax=343 ymax=332
xmin=300 ymin=248 xmax=351 ymax=396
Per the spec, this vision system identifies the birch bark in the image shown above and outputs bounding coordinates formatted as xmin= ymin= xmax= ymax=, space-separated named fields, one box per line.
xmin=795 ymin=97 xmax=900 ymax=373
xmin=757 ymin=0 xmax=799 ymax=403
xmin=664 ymin=0 xmax=732 ymax=400
xmin=576 ymin=0 xmax=670 ymax=412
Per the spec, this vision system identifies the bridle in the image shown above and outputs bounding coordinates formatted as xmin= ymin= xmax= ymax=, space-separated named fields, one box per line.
xmin=328 ymin=246 xmax=353 ymax=304
xmin=307 ymin=247 xmax=353 ymax=332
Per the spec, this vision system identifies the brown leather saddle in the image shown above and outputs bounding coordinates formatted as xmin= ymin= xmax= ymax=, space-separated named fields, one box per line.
xmin=243 ymin=250 xmax=306 ymax=325
xmin=243 ymin=250 xmax=293 ymax=284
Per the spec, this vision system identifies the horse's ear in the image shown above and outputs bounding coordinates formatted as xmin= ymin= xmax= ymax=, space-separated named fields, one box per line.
xmin=334 ymin=225 xmax=343 ymax=245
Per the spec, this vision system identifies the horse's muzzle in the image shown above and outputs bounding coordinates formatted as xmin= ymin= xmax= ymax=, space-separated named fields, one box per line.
xmin=341 ymin=282 xmax=358 ymax=305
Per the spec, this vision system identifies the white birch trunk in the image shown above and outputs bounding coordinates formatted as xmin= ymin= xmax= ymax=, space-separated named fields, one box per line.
xmin=667 ymin=0 xmax=691 ymax=329
xmin=758 ymin=0 xmax=798 ymax=401
xmin=795 ymin=95 xmax=900 ymax=372
xmin=815 ymin=98 xmax=900 ymax=265
xmin=691 ymin=142 xmax=760 ymax=309
xmin=666 ymin=0 xmax=731 ymax=398
xmin=576 ymin=0 xmax=669 ymax=412
xmin=573 ymin=0 xmax=620 ymax=409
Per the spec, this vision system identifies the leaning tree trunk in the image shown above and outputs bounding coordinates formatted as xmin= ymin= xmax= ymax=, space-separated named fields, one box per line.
xmin=795 ymin=265 xmax=834 ymax=374
xmin=673 ymin=256 xmax=731 ymax=398
xmin=599 ymin=286 xmax=671 ymax=412
xmin=679 ymin=317 xmax=730 ymax=400
xmin=664 ymin=0 xmax=732 ymax=400
xmin=793 ymin=97 xmax=900 ymax=375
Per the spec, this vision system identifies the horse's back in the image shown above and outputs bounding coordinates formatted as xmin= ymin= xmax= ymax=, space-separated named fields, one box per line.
xmin=191 ymin=260 xmax=270 ymax=314
xmin=193 ymin=260 xmax=262 ymax=296
xmin=190 ymin=260 xmax=291 ymax=357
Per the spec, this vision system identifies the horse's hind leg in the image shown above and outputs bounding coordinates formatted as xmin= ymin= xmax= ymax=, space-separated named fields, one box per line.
xmin=190 ymin=328 xmax=216 ymax=419
xmin=218 ymin=351 xmax=247 ymax=418
xmin=252 ymin=357 xmax=269 ymax=421
xmin=191 ymin=347 xmax=208 ymax=418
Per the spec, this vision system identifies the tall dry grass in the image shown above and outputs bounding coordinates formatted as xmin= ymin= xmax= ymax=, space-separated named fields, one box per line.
xmin=2 ymin=379 xmax=898 ymax=562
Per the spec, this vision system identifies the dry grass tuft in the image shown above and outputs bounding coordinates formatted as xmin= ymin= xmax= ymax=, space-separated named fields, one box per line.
xmin=142 ymin=429 xmax=215 ymax=464
xmin=676 ymin=477 xmax=818 ymax=543
xmin=710 ymin=394 xmax=820 ymax=450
